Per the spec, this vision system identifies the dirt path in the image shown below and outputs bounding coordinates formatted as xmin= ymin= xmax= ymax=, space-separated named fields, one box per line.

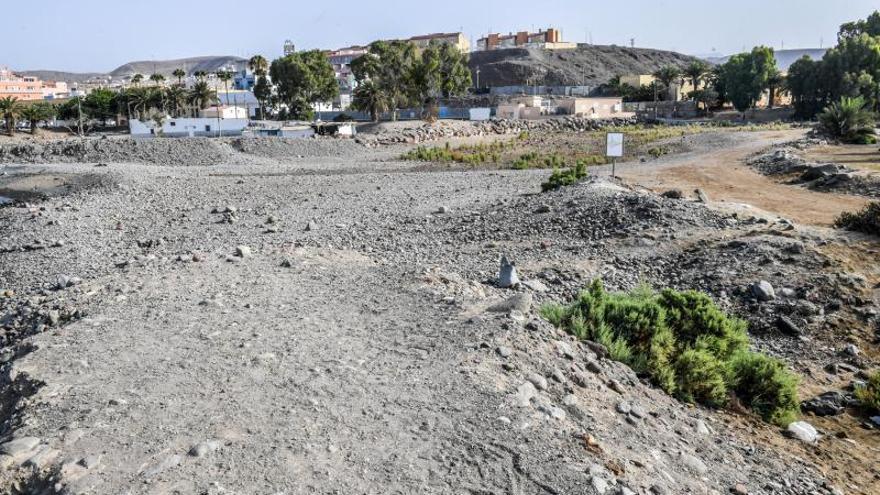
xmin=613 ymin=130 xmax=871 ymax=226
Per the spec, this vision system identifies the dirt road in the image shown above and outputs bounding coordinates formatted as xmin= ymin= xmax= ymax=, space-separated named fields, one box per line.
xmin=613 ymin=130 xmax=871 ymax=226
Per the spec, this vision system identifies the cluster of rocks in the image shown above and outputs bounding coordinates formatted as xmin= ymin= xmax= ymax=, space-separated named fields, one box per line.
xmin=0 ymin=136 xmax=365 ymax=166
xmin=750 ymin=147 xmax=880 ymax=198
xmin=356 ymin=116 xmax=639 ymax=147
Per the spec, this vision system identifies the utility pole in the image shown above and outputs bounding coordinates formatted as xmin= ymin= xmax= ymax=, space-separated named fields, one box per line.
xmin=630 ymin=38 xmax=635 ymax=48
xmin=77 ymin=97 xmax=83 ymax=137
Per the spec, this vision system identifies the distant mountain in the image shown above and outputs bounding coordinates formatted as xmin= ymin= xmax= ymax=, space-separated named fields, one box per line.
xmin=20 ymin=55 xmax=250 ymax=84
xmin=18 ymin=70 xmax=106 ymax=83
xmin=702 ymin=48 xmax=828 ymax=72
xmin=109 ymin=56 xmax=248 ymax=78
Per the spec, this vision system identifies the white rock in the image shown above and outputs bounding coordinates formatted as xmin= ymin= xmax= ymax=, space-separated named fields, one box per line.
xmin=787 ymin=421 xmax=819 ymax=444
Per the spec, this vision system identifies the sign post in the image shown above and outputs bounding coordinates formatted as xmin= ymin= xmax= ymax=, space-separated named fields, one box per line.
xmin=606 ymin=132 xmax=624 ymax=178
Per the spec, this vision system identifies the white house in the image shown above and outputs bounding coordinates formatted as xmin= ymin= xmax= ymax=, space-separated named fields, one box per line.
xmin=129 ymin=117 xmax=248 ymax=138
xmin=201 ymin=105 xmax=249 ymax=119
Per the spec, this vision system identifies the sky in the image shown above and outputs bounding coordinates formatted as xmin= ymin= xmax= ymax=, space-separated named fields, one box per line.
xmin=3 ymin=0 xmax=879 ymax=72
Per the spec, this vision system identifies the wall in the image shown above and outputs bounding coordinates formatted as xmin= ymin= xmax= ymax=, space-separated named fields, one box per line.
xmin=130 ymin=118 xmax=248 ymax=138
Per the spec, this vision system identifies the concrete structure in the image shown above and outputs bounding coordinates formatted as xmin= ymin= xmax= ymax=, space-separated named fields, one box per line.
xmin=556 ymin=97 xmax=631 ymax=118
xmin=469 ymin=108 xmax=491 ymax=121
xmin=408 ymin=32 xmax=470 ymax=53
xmin=284 ymin=40 xmax=296 ymax=56
xmin=201 ymin=105 xmax=249 ymax=119
xmin=620 ymin=74 xmax=701 ymax=101
xmin=476 ymin=28 xmax=574 ymax=51
xmin=130 ymin=117 xmax=248 ymax=137
xmin=217 ymin=91 xmax=261 ymax=118
xmin=41 ymin=81 xmax=69 ymax=100
xmin=0 ymin=67 xmax=43 ymax=101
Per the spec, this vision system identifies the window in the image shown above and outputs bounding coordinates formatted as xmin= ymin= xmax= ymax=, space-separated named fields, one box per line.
xmin=205 ymin=125 xmax=211 ymax=132
xmin=169 ymin=121 xmax=176 ymax=127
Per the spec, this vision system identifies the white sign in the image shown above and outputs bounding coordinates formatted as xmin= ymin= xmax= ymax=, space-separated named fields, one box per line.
xmin=606 ymin=132 xmax=624 ymax=157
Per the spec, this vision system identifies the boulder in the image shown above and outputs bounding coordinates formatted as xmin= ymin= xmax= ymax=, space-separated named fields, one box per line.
xmin=497 ymin=256 xmax=520 ymax=288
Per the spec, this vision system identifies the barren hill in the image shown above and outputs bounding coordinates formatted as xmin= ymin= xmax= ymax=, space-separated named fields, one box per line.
xmin=109 ymin=55 xmax=248 ymax=78
xmin=469 ymin=45 xmax=702 ymax=87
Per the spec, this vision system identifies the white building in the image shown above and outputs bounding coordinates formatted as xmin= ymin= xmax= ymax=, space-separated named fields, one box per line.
xmin=129 ymin=117 xmax=248 ymax=138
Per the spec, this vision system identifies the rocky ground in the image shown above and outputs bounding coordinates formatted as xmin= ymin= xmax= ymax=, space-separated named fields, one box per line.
xmin=749 ymin=141 xmax=880 ymax=199
xmin=0 ymin=127 xmax=878 ymax=494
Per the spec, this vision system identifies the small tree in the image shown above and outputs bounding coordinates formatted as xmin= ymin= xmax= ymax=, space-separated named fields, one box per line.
xmin=683 ymin=60 xmax=710 ymax=93
xmin=150 ymin=73 xmax=166 ymax=86
xmin=269 ymin=50 xmax=339 ymax=120
xmin=131 ymin=73 xmax=144 ymax=87
xmin=653 ymin=66 xmax=682 ymax=100
xmin=188 ymin=81 xmax=218 ymax=116
xmin=216 ymin=70 xmax=234 ymax=106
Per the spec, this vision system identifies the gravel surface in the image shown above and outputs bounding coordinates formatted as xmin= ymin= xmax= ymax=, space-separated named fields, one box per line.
xmin=0 ymin=132 xmax=874 ymax=494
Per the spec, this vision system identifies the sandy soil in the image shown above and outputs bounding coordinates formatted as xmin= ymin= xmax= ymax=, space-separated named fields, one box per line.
xmin=615 ymin=130 xmax=872 ymax=226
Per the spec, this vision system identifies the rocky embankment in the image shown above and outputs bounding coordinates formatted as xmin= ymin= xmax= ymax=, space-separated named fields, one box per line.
xmin=750 ymin=142 xmax=880 ymax=199
xmin=355 ymin=116 xmax=639 ymax=147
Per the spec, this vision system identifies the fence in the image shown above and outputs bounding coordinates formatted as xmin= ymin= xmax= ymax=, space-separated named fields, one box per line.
xmin=489 ymin=85 xmax=593 ymax=97
xmin=315 ymin=106 xmax=477 ymax=122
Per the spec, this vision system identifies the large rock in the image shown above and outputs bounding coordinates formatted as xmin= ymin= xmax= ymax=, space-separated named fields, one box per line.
xmin=497 ymin=256 xmax=520 ymax=288
xmin=800 ymin=163 xmax=843 ymax=182
xmin=487 ymin=293 xmax=533 ymax=314
xmin=751 ymin=281 xmax=776 ymax=302
xmin=787 ymin=421 xmax=819 ymax=444
xmin=801 ymin=391 xmax=853 ymax=417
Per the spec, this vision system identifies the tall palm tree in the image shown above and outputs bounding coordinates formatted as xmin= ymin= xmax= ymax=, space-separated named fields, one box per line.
xmin=188 ymin=81 xmax=218 ymax=116
xmin=131 ymin=73 xmax=144 ymax=87
xmin=194 ymin=70 xmax=207 ymax=82
xmin=165 ymin=85 xmax=188 ymax=117
xmin=149 ymin=73 xmax=166 ymax=87
xmin=683 ymin=60 xmax=710 ymax=94
xmin=216 ymin=70 xmax=233 ymax=107
xmin=0 ymin=96 xmax=21 ymax=136
xmin=653 ymin=66 xmax=682 ymax=101
xmin=248 ymin=55 xmax=268 ymax=76
xmin=172 ymin=69 xmax=186 ymax=86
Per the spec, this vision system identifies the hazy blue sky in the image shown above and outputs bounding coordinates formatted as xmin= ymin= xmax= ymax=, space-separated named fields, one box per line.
xmin=4 ymin=0 xmax=878 ymax=72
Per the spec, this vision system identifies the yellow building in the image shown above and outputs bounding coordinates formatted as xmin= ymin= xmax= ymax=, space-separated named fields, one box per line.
xmin=619 ymin=74 xmax=700 ymax=101
xmin=408 ymin=32 xmax=470 ymax=53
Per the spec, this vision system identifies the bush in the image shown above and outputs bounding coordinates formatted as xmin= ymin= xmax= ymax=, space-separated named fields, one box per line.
xmin=855 ymin=370 xmax=880 ymax=413
xmin=818 ymin=96 xmax=878 ymax=144
xmin=835 ymin=202 xmax=880 ymax=236
xmin=541 ymin=279 xmax=801 ymax=425
xmin=541 ymin=160 xmax=589 ymax=191
xmin=729 ymin=352 xmax=800 ymax=425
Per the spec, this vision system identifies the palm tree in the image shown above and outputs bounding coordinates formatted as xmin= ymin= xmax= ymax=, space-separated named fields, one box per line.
xmin=188 ymin=81 xmax=218 ymax=116
xmin=172 ymin=69 xmax=186 ymax=86
xmin=0 ymin=96 xmax=21 ymax=136
xmin=818 ymin=96 xmax=878 ymax=144
xmin=165 ymin=85 xmax=188 ymax=117
xmin=248 ymin=55 xmax=268 ymax=76
xmin=149 ymin=73 xmax=166 ymax=87
xmin=767 ymin=71 xmax=784 ymax=109
xmin=131 ymin=73 xmax=144 ymax=87
xmin=216 ymin=70 xmax=233 ymax=107
xmin=18 ymin=102 xmax=56 ymax=134
xmin=194 ymin=70 xmax=207 ymax=82
xmin=653 ymin=66 xmax=682 ymax=101
xmin=683 ymin=61 xmax=710 ymax=95
xmin=352 ymin=81 xmax=389 ymax=122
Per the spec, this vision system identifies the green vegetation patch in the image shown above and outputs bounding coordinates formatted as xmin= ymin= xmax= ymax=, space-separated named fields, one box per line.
xmin=835 ymin=202 xmax=880 ymax=236
xmin=541 ymin=161 xmax=590 ymax=192
xmin=855 ymin=370 xmax=880 ymax=413
xmin=541 ymin=280 xmax=800 ymax=425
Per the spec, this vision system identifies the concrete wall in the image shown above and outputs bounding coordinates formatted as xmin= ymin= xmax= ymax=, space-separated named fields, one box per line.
xmin=130 ymin=118 xmax=248 ymax=138
xmin=556 ymin=97 xmax=632 ymax=118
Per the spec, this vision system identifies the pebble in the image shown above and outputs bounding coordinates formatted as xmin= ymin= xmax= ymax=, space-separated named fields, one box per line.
xmin=679 ymin=452 xmax=708 ymax=475
xmin=497 ymin=255 xmax=520 ymax=288
xmin=189 ymin=440 xmax=221 ymax=457
xmin=616 ymin=401 xmax=631 ymax=414
xmin=0 ymin=437 xmax=41 ymax=458
xmin=496 ymin=346 xmax=512 ymax=358
xmin=527 ymin=373 xmax=548 ymax=391
xmin=79 ymin=454 xmax=101 ymax=469
xmin=751 ymin=281 xmax=776 ymax=301
xmin=235 ymin=245 xmax=252 ymax=258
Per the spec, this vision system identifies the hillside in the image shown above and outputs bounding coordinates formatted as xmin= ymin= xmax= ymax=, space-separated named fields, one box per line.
xmin=469 ymin=45 xmax=702 ymax=87
xmin=18 ymin=70 xmax=106 ymax=84
xmin=109 ymin=55 xmax=248 ymax=78
xmin=704 ymin=48 xmax=827 ymax=72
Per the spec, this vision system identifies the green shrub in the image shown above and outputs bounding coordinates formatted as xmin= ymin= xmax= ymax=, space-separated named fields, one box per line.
xmin=729 ymin=352 xmax=800 ymax=425
xmin=541 ymin=279 xmax=801 ymax=425
xmin=835 ymin=202 xmax=880 ymax=236
xmin=541 ymin=160 xmax=589 ymax=191
xmin=855 ymin=370 xmax=880 ymax=413
xmin=674 ymin=349 xmax=730 ymax=407
xmin=818 ymin=96 xmax=878 ymax=144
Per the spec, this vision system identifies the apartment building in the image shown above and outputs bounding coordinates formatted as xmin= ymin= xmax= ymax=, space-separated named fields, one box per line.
xmin=407 ymin=32 xmax=470 ymax=53
xmin=0 ymin=67 xmax=43 ymax=101
xmin=476 ymin=28 xmax=575 ymax=51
